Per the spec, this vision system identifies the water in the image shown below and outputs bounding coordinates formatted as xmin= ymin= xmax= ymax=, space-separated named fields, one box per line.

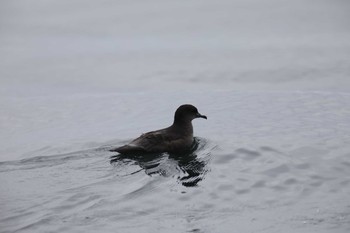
xmin=1 ymin=0 xmax=350 ymax=232
xmin=1 ymin=91 xmax=350 ymax=233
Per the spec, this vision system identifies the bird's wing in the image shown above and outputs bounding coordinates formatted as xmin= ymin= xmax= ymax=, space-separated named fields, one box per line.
xmin=111 ymin=129 xmax=191 ymax=154
xmin=110 ymin=130 xmax=171 ymax=154
xmin=131 ymin=130 xmax=176 ymax=152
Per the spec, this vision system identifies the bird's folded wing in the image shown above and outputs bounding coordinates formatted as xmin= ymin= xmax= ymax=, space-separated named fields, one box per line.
xmin=131 ymin=131 xmax=177 ymax=152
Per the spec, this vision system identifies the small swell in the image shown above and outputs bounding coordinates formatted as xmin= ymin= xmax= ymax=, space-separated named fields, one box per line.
xmin=109 ymin=137 xmax=217 ymax=187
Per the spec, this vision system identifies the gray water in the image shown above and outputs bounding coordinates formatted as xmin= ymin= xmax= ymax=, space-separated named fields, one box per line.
xmin=1 ymin=91 xmax=350 ymax=233
xmin=1 ymin=0 xmax=350 ymax=232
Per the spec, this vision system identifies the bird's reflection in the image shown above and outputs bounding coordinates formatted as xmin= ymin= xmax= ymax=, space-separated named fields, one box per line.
xmin=110 ymin=138 xmax=209 ymax=187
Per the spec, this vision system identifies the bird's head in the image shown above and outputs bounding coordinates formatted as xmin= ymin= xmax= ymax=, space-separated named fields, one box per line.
xmin=174 ymin=104 xmax=207 ymax=124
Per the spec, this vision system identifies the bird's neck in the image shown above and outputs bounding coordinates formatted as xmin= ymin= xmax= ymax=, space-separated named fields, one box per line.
xmin=172 ymin=120 xmax=193 ymax=136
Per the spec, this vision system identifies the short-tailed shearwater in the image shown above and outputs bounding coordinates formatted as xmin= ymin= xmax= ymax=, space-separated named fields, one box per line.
xmin=111 ymin=104 xmax=207 ymax=154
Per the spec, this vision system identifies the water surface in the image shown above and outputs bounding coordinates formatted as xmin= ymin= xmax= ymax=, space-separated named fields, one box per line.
xmin=1 ymin=91 xmax=350 ymax=233
xmin=1 ymin=0 xmax=350 ymax=232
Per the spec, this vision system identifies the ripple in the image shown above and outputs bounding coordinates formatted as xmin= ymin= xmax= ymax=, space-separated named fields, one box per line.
xmin=235 ymin=148 xmax=261 ymax=160
xmin=235 ymin=189 xmax=250 ymax=195
xmin=217 ymin=184 xmax=234 ymax=191
xmin=251 ymin=180 xmax=266 ymax=188
xmin=213 ymin=153 xmax=237 ymax=165
xmin=109 ymin=137 xmax=215 ymax=187
xmin=294 ymin=163 xmax=311 ymax=170
xmin=262 ymin=164 xmax=290 ymax=177
xmin=0 ymin=148 xmax=107 ymax=172
xmin=284 ymin=178 xmax=298 ymax=185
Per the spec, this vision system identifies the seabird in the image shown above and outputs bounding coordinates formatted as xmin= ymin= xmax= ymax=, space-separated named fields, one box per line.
xmin=111 ymin=104 xmax=207 ymax=154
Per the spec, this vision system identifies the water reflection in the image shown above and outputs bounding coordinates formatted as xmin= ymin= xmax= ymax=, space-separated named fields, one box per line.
xmin=110 ymin=138 xmax=209 ymax=187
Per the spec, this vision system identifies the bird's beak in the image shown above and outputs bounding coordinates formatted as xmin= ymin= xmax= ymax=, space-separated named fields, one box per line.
xmin=196 ymin=112 xmax=207 ymax=119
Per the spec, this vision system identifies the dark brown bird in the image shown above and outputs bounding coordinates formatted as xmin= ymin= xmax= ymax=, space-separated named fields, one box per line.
xmin=111 ymin=104 xmax=207 ymax=154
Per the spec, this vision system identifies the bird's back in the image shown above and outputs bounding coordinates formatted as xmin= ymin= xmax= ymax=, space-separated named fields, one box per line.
xmin=112 ymin=126 xmax=193 ymax=154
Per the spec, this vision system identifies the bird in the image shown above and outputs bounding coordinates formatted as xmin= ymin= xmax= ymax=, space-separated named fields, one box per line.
xmin=110 ymin=104 xmax=207 ymax=154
